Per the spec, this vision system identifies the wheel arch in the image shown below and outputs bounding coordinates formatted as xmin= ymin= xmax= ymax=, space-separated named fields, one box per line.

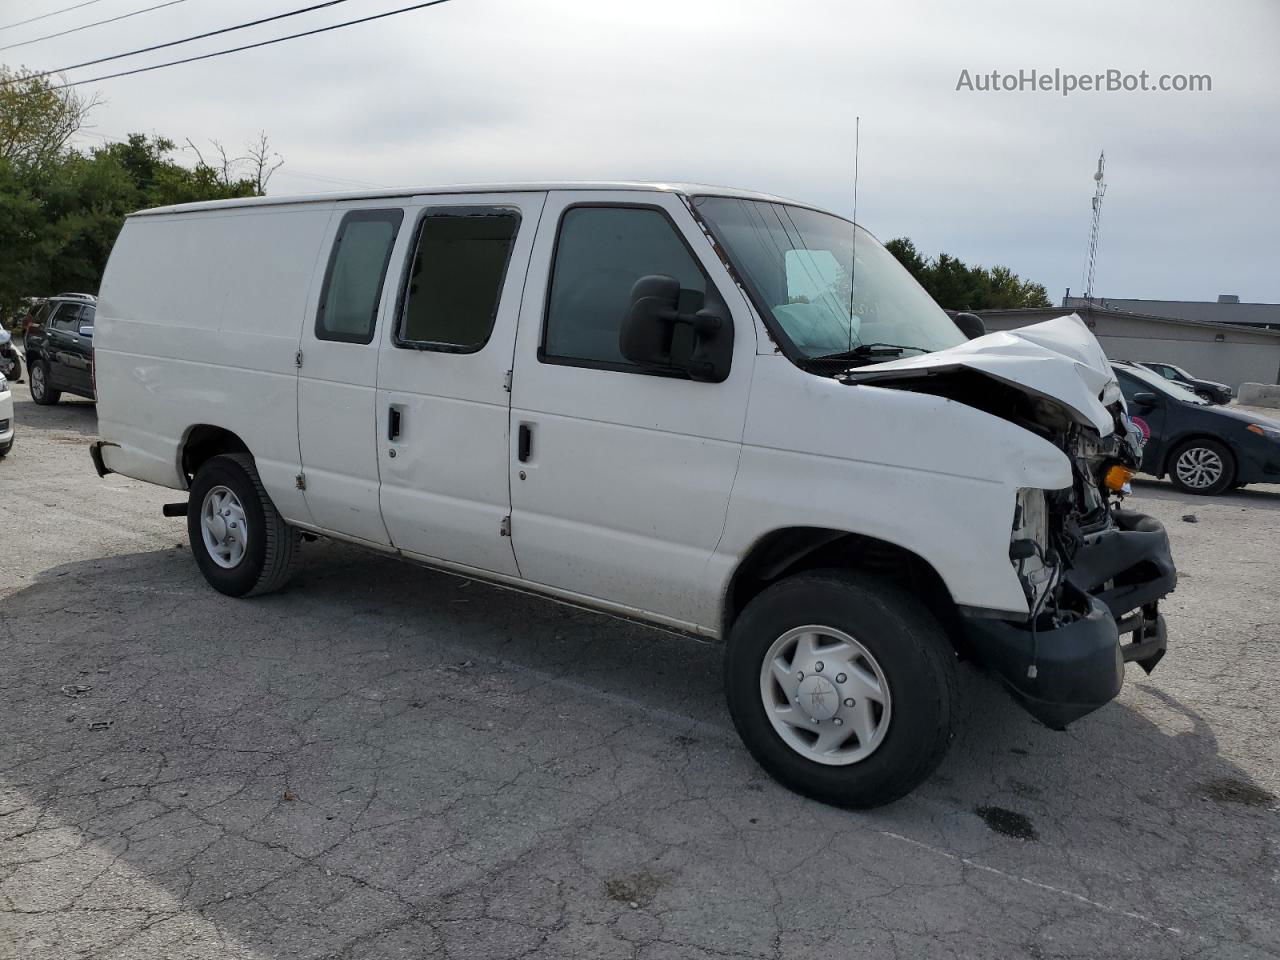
xmin=180 ymin=424 xmax=251 ymax=485
xmin=720 ymin=526 xmax=962 ymax=647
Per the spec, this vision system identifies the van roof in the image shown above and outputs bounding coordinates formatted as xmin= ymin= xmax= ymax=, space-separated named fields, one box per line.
xmin=131 ymin=181 xmax=816 ymax=218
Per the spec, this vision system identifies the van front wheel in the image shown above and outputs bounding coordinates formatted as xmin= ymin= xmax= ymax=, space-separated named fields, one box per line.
xmin=724 ymin=570 xmax=958 ymax=808
xmin=187 ymin=453 xmax=299 ymax=597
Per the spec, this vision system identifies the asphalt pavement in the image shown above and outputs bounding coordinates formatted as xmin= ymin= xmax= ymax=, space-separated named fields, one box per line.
xmin=1 ymin=383 xmax=1277 ymax=959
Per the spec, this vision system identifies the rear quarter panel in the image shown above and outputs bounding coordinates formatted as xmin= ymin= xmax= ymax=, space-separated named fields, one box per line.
xmin=95 ymin=203 xmax=335 ymax=521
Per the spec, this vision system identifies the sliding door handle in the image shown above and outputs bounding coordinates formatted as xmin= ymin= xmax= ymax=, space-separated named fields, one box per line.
xmin=517 ymin=423 xmax=532 ymax=463
xmin=388 ymin=405 xmax=403 ymax=441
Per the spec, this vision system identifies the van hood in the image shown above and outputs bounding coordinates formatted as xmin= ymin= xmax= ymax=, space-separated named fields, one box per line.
xmin=848 ymin=314 xmax=1119 ymax=435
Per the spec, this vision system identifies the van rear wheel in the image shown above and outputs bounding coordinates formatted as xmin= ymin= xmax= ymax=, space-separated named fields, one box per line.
xmin=187 ymin=453 xmax=300 ymax=597
xmin=724 ymin=570 xmax=958 ymax=808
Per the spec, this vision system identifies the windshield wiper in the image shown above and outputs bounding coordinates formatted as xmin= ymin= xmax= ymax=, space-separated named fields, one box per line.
xmin=800 ymin=342 xmax=929 ymax=369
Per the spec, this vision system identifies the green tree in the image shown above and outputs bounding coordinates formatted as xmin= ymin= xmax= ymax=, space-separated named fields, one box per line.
xmin=883 ymin=237 xmax=1051 ymax=311
xmin=0 ymin=66 xmax=99 ymax=172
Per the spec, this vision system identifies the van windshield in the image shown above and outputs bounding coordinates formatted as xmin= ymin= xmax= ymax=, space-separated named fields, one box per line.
xmin=693 ymin=196 xmax=966 ymax=366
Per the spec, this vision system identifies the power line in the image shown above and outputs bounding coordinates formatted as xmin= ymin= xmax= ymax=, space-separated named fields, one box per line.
xmin=0 ymin=0 xmax=190 ymax=54
xmin=11 ymin=0 xmax=352 ymax=76
xmin=0 ymin=0 xmax=108 ymax=33
xmin=50 ymin=0 xmax=455 ymax=88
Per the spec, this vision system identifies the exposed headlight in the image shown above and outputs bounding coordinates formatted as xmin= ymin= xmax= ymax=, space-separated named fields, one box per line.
xmin=1011 ymin=489 xmax=1058 ymax=613
xmin=1246 ymin=422 xmax=1280 ymax=442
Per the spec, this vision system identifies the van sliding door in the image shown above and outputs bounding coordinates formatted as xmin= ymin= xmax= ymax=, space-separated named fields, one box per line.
xmin=373 ymin=193 xmax=544 ymax=577
xmin=297 ymin=205 xmax=407 ymax=546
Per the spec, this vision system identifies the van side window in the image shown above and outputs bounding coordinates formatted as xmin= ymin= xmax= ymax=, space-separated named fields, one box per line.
xmin=397 ymin=211 xmax=520 ymax=351
xmin=542 ymin=206 xmax=709 ymax=371
xmin=315 ymin=209 xmax=404 ymax=344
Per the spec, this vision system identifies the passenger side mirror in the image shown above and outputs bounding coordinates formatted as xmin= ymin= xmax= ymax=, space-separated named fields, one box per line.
xmin=953 ymin=312 xmax=986 ymax=340
xmin=619 ymin=275 xmax=733 ymax=383
xmin=1131 ymin=392 xmax=1159 ymax=408
xmin=78 ymin=324 xmax=94 ymax=337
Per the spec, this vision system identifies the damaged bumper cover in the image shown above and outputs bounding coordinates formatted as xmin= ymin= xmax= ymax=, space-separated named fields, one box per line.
xmin=964 ymin=509 xmax=1176 ymax=729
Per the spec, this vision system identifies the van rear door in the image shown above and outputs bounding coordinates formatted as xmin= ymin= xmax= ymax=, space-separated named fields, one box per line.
xmin=374 ymin=192 xmax=544 ymax=577
xmin=298 ymin=204 xmax=408 ymax=546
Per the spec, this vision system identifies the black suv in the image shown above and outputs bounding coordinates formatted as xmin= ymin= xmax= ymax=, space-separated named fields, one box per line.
xmin=24 ymin=294 xmax=98 ymax=404
xmin=1132 ymin=361 xmax=1233 ymax=404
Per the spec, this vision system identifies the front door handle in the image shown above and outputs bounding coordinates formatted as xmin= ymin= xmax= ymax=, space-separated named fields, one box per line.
xmin=517 ymin=423 xmax=532 ymax=462
xmin=388 ymin=405 xmax=402 ymax=441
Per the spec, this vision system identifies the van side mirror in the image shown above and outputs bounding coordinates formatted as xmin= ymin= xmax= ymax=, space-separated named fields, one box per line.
xmin=953 ymin=312 xmax=986 ymax=340
xmin=1131 ymin=392 xmax=1159 ymax=408
xmin=619 ymin=275 xmax=733 ymax=383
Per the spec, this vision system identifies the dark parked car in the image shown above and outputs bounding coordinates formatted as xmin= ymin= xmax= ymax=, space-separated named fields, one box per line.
xmin=1114 ymin=361 xmax=1280 ymax=494
xmin=23 ymin=294 xmax=98 ymax=404
xmin=1132 ymin=361 xmax=1233 ymax=404
xmin=0 ymin=327 xmax=21 ymax=382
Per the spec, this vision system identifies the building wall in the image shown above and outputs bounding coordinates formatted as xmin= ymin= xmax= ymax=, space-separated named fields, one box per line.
xmin=978 ymin=309 xmax=1280 ymax=390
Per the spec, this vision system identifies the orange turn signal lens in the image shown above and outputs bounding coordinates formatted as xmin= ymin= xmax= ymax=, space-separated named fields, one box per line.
xmin=1103 ymin=464 xmax=1134 ymax=492
xmin=1246 ymin=424 xmax=1265 ymax=436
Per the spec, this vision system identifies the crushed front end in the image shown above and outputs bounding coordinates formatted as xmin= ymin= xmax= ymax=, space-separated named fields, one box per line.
xmin=965 ymin=396 xmax=1177 ymax=728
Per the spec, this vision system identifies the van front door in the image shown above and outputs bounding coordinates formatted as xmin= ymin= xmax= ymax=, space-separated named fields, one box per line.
xmin=508 ymin=191 xmax=756 ymax=632
xmin=298 ymin=205 xmax=407 ymax=546
xmin=374 ymin=193 xmax=543 ymax=577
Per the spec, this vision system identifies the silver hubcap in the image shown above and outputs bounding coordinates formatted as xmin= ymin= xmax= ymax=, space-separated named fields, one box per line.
xmin=31 ymin=366 xmax=44 ymax=396
xmin=200 ymin=485 xmax=249 ymax=569
xmin=759 ymin=625 xmax=892 ymax=766
xmin=1175 ymin=447 xmax=1223 ymax=489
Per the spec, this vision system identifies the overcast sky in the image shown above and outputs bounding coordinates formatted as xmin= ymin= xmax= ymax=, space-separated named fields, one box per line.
xmin=6 ymin=0 xmax=1279 ymax=304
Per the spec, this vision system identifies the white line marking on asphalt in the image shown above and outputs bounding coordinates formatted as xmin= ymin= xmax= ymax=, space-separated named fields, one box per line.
xmin=879 ymin=830 xmax=1191 ymax=938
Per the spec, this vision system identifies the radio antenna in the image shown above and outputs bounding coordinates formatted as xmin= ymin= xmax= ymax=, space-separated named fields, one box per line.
xmin=1083 ymin=150 xmax=1106 ymax=301
xmin=848 ymin=115 xmax=860 ymax=353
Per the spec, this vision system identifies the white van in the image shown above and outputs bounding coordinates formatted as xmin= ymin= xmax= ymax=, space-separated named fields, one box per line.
xmin=90 ymin=182 xmax=1176 ymax=807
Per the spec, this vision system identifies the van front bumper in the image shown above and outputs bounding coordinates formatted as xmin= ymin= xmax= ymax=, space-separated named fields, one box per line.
xmin=964 ymin=509 xmax=1176 ymax=730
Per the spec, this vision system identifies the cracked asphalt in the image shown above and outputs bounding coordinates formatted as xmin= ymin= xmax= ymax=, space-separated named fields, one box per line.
xmin=1 ymin=383 xmax=1278 ymax=959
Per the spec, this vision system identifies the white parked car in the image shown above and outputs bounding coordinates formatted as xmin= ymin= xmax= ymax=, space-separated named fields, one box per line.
xmin=0 ymin=371 xmax=12 ymax=457
xmin=89 ymin=182 xmax=1176 ymax=807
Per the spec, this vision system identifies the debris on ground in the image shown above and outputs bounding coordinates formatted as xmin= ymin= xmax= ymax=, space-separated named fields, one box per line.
xmin=87 ymin=720 xmax=114 ymax=731
xmin=283 ymin=789 xmax=298 ymax=802
xmin=1182 ymin=514 xmax=1199 ymax=523
xmin=60 ymin=683 xmax=92 ymax=697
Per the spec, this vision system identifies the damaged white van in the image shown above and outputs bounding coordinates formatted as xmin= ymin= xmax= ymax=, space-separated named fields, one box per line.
xmin=90 ymin=182 xmax=1176 ymax=807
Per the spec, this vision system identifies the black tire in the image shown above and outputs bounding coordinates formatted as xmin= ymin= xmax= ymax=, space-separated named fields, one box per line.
xmin=0 ymin=439 xmax=11 ymax=459
xmin=724 ymin=570 xmax=959 ymax=809
xmin=0 ymin=353 xmax=19 ymax=382
xmin=1195 ymin=390 xmax=1214 ymax=403
xmin=29 ymin=360 xmax=61 ymax=405
xmin=187 ymin=453 xmax=300 ymax=597
xmin=1167 ymin=437 xmax=1235 ymax=496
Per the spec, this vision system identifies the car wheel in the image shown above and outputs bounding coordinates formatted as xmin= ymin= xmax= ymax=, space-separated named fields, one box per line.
xmin=0 ymin=353 xmax=19 ymax=382
xmin=724 ymin=570 xmax=958 ymax=809
xmin=29 ymin=361 xmax=61 ymax=405
xmin=187 ymin=453 xmax=300 ymax=597
xmin=0 ymin=439 xmax=11 ymax=458
xmin=1195 ymin=390 xmax=1214 ymax=403
xmin=1168 ymin=438 xmax=1235 ymax=495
